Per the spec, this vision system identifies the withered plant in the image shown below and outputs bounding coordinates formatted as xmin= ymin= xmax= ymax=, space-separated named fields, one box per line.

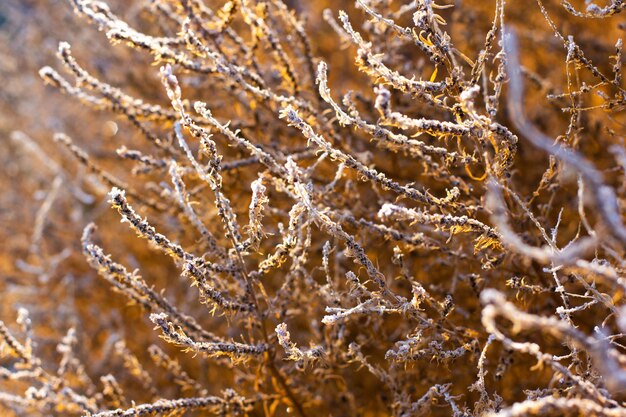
xmin=1 ymin=0 xmax=626 ymax=416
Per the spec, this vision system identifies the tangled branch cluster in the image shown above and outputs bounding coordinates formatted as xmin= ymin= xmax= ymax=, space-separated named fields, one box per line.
xmin=1 ymin=0 xmax=626 ymax=416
